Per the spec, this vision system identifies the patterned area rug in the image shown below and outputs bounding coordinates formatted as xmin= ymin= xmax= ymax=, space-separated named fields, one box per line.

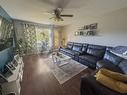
xmin=43 ymin=58 xmax=87 ymax=84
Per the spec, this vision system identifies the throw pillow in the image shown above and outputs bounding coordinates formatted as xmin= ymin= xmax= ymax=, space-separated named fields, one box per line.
xmin=96 ymin=71 xmax=127 ymax=93
xmin=99 ymin=68 xmax=127 ymax=82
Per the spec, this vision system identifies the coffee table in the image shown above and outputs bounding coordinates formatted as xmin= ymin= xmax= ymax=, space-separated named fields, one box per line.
xmin=52 ymin=52 xmax=71 ymax=66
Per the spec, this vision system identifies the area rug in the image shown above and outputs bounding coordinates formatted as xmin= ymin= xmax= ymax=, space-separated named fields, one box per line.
xmin=43 ymin=58 xmax=87 ymax=84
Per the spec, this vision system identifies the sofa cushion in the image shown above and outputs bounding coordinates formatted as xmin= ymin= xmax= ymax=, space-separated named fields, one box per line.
xmin=81 ymin=44 xmax=88 ymax=54
xmin=119 ymin=60 xmax=127 ymax=74
xmin=67 ymin=42 xmax=73 ymax=49
xmin=87 ymin=44 xmax=106 ymax=59
xmin=97 ymin=60 xmax=123 ymax=73
xmin=67 ymin=50 xmax=80 ymax=56
xmin=59 ymin=48 xmax=69 ymax=53
xmin=79 ymin=55 xmax=100 ymax=64
xmin=97 ymin=59 xmax=112 ymax=68
xmin=72 ymin=43 xmax=82 ymax=52
xmin=59 ymin=48 xmax=66 ymax=52
xmin=97 ymin=68 xmax=127 ymax=82
xmin=96 ymin=70 xmax=127 ymax=94
xmin=64 ymin=49 xmax=73 ymax=54
xmin=104 ymin=50 xmax=123 ymax=65
xmin=106 ymin=47 xmax=113 ymax=51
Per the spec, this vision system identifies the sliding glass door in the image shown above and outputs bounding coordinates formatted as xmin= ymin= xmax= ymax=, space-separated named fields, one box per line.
xmin=36 ymin=27 xmax=52 ymax=53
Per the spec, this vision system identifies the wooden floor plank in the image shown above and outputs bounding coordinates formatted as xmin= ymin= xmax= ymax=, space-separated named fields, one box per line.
xmin=20 ymin=54 xmax=92 ymax=95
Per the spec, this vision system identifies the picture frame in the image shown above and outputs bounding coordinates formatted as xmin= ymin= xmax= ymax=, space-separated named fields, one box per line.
xmin=85 ymin=25 xmax=90 ymax=29
xmin=76 ymin=23 xmax=98 ymax=36
xmin=79 ymin=31 xmax=84 ymax=36
xmin=90 ymin=23 xmax=98 ymax=29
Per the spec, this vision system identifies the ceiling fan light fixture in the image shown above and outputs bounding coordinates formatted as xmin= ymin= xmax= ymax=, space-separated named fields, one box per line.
xmin=47 ymin=7 xmax=72 ymax=22
xmin=50 ymin=17 xmax=63 ymax=22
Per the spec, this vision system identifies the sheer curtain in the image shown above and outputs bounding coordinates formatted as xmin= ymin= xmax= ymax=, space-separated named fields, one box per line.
xmin=0 ymin=16 xmax=12 ymax=40
xmin=15 ymin=21 xmax=54 ymax=55
xmin=22 ymin=23 xmax=37 ymax=54
xmin=35 ymin=26 xmax=53 ymax=53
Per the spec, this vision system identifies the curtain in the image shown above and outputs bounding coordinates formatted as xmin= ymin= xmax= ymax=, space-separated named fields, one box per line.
xmin=14 ymin=21 xmax=53 ymax=55
xmin=22 ymin=23 xmax=37 ymax=54
xmin=0 ymin=16 xmax=12 ymax=40
xmin=36 ymin=26 xmax=52 ymax=53
xmin=53 ymin=29 xmax=60 ymax=49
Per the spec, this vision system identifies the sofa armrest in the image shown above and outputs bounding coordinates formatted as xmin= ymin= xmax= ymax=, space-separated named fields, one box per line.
xmin=80 ymin=75 xmax=101 ymax=95
xmin=80 ymin=75 xmax=127 ymax=95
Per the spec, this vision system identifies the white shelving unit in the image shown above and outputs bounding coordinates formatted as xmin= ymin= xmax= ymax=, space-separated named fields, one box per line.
xmin=0 ymin=54 xmax=24 ymax=95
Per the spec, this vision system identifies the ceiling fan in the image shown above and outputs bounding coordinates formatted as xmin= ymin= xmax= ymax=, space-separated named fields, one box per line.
xmin=41 ymin=0 xmax=74 ymax=21
xmin=49 ymin=8 xmax=73 ymax=21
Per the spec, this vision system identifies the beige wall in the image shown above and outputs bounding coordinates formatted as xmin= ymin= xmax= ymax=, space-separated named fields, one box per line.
xmin=53 ymin=28 xmax=60 ymax=49
xmin=63 ymin=7 xmax=127 ymax=46
xmin=53 ymin=26 xmax=66 ymax=49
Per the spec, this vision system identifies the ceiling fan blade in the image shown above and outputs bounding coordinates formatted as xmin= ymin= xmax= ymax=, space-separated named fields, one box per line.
xmin=60 ymin=15 xmax=73 ymax=17
xmin=49 ymin=17 xmax=64 ymax=22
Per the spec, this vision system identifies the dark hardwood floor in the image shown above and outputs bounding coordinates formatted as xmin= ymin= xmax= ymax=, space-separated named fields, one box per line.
xmin=20 ymin=54 xmax=92 ymax=95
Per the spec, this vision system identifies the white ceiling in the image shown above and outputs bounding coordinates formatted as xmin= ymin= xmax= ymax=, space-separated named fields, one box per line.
xmin=1 ymin=0 xmax=127 ymax=26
